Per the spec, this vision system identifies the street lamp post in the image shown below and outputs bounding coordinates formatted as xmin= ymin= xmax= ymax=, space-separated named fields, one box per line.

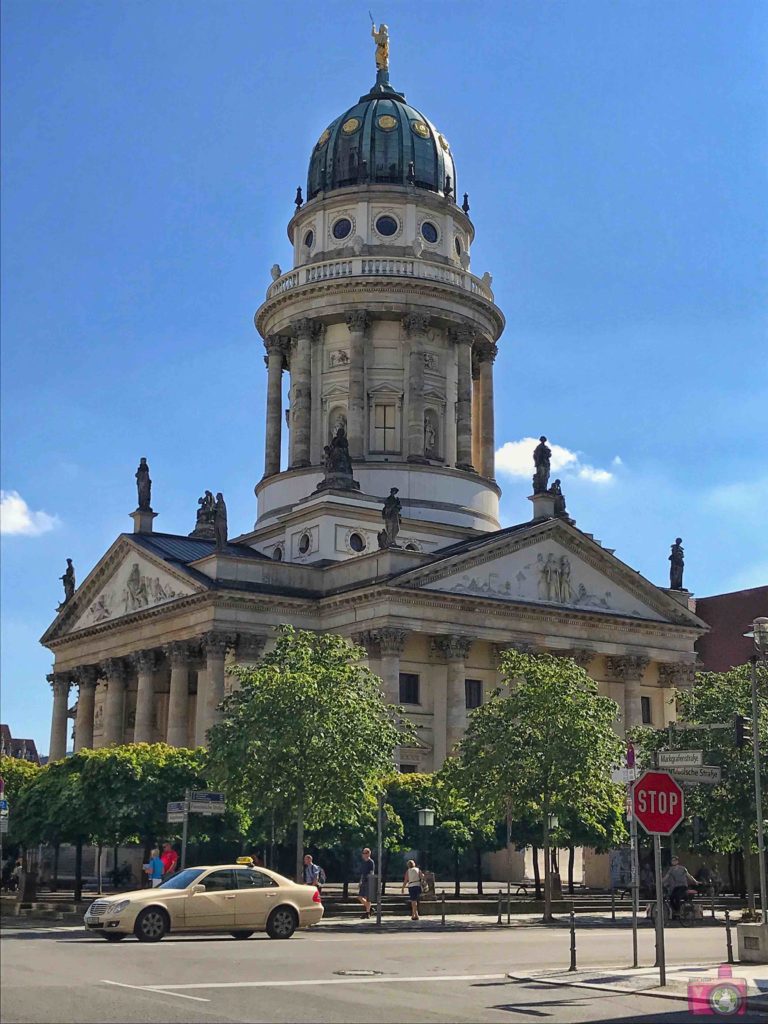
xmin=744 ymin=616 xmax=768 ymax=926
xmin=417 ymin=807 xmax=436 ymax=892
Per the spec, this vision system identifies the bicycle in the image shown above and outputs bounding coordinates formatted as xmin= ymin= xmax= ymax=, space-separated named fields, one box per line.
xmin=648 ymin=886 xmax=699 ymax=927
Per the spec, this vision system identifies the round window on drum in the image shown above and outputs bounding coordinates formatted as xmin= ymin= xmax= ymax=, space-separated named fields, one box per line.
xmin=332 ymin=218 xmax=352 ymax=240
xmin=375 ymin=215 xmax=398 ymax=237
xmin=421 ymin=222 xmax=438 ymax=244
xmin=349 ymin=533 xmax=366 ymax=553
xmin=303 ymin=229 xmax=314 ymax=249
xmin=298 ymin=533 xmax=311 ymax=554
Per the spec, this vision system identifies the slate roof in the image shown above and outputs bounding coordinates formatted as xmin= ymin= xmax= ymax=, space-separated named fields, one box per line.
xmin=129 ymin=532 xmax=268 ymax=566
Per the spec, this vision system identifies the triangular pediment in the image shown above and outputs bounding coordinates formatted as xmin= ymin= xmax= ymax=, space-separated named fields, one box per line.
xmin=42 ymin=537 xmax=204 ymax=643
xmin=392 ymin=521 xmax=703 ymax=626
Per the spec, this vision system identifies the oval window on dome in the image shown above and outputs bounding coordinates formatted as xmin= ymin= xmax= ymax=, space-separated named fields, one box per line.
xmin=342 ymin=117 xmax=361 ymax=135
xmin=377 ymin=114 xmax=397 ymax=131
xmin=375 ymin=215 xmax=398 ymax=237
xmin=298 ymin=533 xmax=311 ymax=554
xmin=349 ymin=532 xmax=366 ymax=552
xmin=332 ymin=217 xmax=353 ymax=240
xmin=421 ymin=221 xmax=439 ymax=244
xmin=303 ymin=229 xmax=314 ymax=249
xmin=316 ymin=128 xmax=331 ymax=148
xmin=411 ymin=120 xmax=430 ymax=139
xmin=455 ymin=237 xmax=462 ymax=256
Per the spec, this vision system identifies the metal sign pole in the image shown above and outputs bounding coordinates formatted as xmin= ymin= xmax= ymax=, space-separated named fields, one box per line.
xmin=653 ymin=834 xmax=666 ymax=986
xmin=376 ymin=792 xmax=384 ymax=927
xmin=629 ymin=781 xmax=639 ymax=969
xmin=181 ymin=789 xmax=190 ymax=870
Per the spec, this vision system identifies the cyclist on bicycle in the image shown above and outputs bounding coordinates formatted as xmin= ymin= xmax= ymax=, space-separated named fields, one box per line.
xmin=663 ymin=856 xmax=698 ymax=915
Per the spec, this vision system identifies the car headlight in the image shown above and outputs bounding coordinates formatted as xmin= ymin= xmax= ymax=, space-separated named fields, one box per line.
xmin=106 ymin=900 xmax=129 ymax=916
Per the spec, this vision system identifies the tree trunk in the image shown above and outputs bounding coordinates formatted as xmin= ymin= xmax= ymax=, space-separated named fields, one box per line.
xmin=567 ymin=845 xmax=575 ymax=895
xmin=532 ymin=845 xmax=542 ymax=899
xmin=454 ymin=851 xmax=461 ymax=897
xmin=542 ymin=815 xmax=552 ymax=923
xmin=52 ymin=842 xmax=60 ymax=891
xmin=744 ymin=838 xmax=756 ymax=913
xmin=295 ymin=798 xmax=304 ymax=884
xmin=74 ymin=838 xmax=83 ymax=903
xmin=475 ymin=847 xmax=484 ymax=895
xmin=735 ymin=849 xmax=746 ymax=899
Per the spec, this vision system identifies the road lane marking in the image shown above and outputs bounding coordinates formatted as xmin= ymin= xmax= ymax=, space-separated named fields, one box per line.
xmin=143 ymin=972 xmax=507 ymax=991
xmin=101 ymin=979 xmax=209 ymax=1002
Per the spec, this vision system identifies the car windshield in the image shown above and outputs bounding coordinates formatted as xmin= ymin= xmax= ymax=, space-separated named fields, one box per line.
xmin=158 ymin=868 xmax=204 ymax=890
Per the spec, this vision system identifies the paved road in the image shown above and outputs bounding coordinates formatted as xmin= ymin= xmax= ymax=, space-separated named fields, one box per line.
xmin=1 ymin=922 xmax=764 ymax=1023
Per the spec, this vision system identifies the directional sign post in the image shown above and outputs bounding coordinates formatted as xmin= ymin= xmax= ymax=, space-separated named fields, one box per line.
xmin=668 ymin=765 xmax=722 ymax=785
xmin=633 ymin=770 xmax=685 ymax=988
xmin=658 ymin=750 xmax=703 ymax=769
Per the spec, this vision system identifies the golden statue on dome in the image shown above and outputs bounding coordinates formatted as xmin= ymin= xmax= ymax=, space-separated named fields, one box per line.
xmin=371 ymin=20 xmax=389 ymax=72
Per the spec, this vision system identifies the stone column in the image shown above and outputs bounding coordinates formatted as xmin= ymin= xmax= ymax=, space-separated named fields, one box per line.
xmin=452 ymin=325 xmax=475 ymax=471
xmin=48 ymin=673 xmax=71 ymax=761
xmin=403 ymin=313 xmax=430 ymax=463
xmin=476 ymin=339 xmax=497 ymax=478
xmin=132 ymin=650 xmax=157 ymax=744
xmin=74 ymin=667 xmax=98 ymax=751
xmin=471 ymin=358 xmax=481 ymax=470
xmin=164 ymin=642 xmax=191 ymax=747
xmin=198 ymin=632 xmax=231 ymax=745
xmin=101 ymin=659 xmax=127 ymax=745
xmin=346 ymin=310 xmax=370 ymax=459
xmin=373 ymin=628 xmax=408 ymax=705
xmin=607 ymin=655 xmax=649 ymax=732
xmin=263 ymin=336 xmax=286 ymax=477
xmin=434 ymin=636 xmax=472 ymax=755
xmin=290 ymin=318 xmax=315 ymax=468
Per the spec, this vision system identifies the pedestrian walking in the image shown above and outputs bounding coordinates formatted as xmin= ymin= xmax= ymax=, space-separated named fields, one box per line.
xmin=303 ymin=854 xmax=326 ymax=894
xmin=402 ymin=859 xmax=424 ymax=920
xmin=144 ymin=848 xmax=164 ymax=888
xmin=160 ymin=842 xmax=178 ymax=878
xmin=358 ymin=847 xmax=375 ymax=918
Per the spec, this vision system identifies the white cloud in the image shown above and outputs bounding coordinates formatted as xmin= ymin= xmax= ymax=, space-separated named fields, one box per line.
xmin=0 ymin=490 xmax=60 ymax=536
xmin=495 ymin=437 xmax=615 ymax=485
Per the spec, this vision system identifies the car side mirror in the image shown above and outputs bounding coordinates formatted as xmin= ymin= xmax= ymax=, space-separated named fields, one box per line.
xmin=191 ymin=884 xmax=206 ymax=894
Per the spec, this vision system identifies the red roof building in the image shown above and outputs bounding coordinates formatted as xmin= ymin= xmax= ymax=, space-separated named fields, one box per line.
xmin=0 ymin=724 xmax=41 ymax=764
xmin=695 ymin=586 xmax=768 ymax=672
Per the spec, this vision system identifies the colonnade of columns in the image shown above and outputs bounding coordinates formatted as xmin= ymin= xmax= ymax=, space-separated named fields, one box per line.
xmin=47 ymin=633 xmax=265 ymax=760
xmin=261 ymin=313 xmax=498 ymax=480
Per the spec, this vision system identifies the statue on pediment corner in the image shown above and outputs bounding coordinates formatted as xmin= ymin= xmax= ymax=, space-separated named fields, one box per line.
xmin=58 ymin=558 xmax=75 ymax=608
xmin=669 ymin=537 xmax=684 ymax=590
xmin=378 ymin=487 xmax=402 ymax=549
xmin=135 ymin=457 xmax=152 ymax=511
xmin=532 ymin=436 xmax=551 ymax=494
xmin=214 ymin=493 xmax=228 ymax=551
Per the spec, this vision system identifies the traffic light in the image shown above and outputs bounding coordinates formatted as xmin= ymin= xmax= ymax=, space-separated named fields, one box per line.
xmin=734 ymin=714 xmax=753 ymax=749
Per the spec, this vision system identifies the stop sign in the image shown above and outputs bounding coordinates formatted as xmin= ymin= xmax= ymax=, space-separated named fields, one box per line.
xmin=633 ymin=770 xmax=684 ymax=835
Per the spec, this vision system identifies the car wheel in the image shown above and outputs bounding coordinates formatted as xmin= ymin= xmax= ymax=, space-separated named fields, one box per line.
xmin=266 ymin=906 xmax=298 ymax=940
xmin=101 ymin=933 xmax=125 ymax=942
xmin=230 ymin=931 xmax=255 ymax=940
xmin=134 ymin=907 xmax=168 ymax=942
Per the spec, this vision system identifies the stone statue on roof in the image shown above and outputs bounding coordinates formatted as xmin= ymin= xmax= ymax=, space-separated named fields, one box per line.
xmin=378 ymin=487 xmax=402 ymax=549
xmin=214 ymin=493 xmax=228 ymax=551
xmin=669 ymin=537 xmax=685 ymax=590
xmin=59 ymin=558 xmax=75 ymax=607
xmin=135 ymin=457 xmax=152 ymax=511
xmin=532 ymin=436 xmax=551 ymax=494
xmin=316 ymin=426 xmax=360 ymax=493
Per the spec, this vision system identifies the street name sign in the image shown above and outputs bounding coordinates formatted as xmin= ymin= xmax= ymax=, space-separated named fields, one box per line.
xmin=669 ymin=765 xmax=722 ymax=785
xmin=167 ymin=811 xmax=186 ymax=823
xmin=611 ymin=767 xmax=639 ymax=784
xmin=167 ymin=801 xmax=187 ymax=814
xmin=189 ymin=791 xmax=226 ymax=815
xmin=658 ymin=750 xmax=703 ymax=769
xmin=633 ymin=770 xmax=685 ymax=836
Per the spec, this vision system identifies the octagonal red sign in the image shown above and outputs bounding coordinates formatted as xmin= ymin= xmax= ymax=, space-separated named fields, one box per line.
xmin=633 ymin=770 xmax=684 ymax=835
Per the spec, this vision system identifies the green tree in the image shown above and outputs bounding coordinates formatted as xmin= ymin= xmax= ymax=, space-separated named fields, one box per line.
xmin=0 ymin=755 xmax=41 ymax=851
xmin=455 ymin=650 xmax=624 ymax=920
xmin=207 ymin=626 xmax=411 ymax=881
xmin=436 ymin=760 xmax=500 ymax=894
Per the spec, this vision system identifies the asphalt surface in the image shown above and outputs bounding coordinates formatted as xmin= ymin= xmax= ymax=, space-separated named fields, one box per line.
xmin=2 ymin=920 xmax=766 ymax=1023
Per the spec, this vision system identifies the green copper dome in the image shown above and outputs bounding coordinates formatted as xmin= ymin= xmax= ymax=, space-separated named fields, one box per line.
xmin=307 ymin=81 xmax=457 ymax=201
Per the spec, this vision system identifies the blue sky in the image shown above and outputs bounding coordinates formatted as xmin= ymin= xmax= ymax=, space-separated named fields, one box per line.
xmin=2 ymin=0 xmax=766 ymax=753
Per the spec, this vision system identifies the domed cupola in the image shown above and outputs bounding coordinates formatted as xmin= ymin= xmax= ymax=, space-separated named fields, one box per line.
xmin=307 ymin=32 xmax=456 ymax=201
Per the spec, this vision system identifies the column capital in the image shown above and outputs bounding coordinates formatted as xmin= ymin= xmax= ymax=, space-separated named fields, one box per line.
xmin=74 ymin=665 xmax=99 ymax=690
xmin=606 ymin=654 xmax=649 ymax=682
xmin=658 ymin=662 xmax=695 ymax=689
xmin=432 ymin=636 xmax=472 ymax=661
xmin=345 ymin=309 xmax=371 ymax=335
xmin=494 ymin=640 xmax=536 ymax=666
xmin=163 ymin=640 xmax=192 ymax=667
xmin=401 ymin=312 xmax=430 ymax=336
xmin=293 ymin=317 xmax=323 ymax=341
xmin=373 ymin=627 xmax=408 ymax=655
xmin=47 ymin=672 xmax=71 ymax=694
xmin=264 ymin=335 xmax=289 ymax=359
xmin=351 ymin=630 xmax=380 ymax=657
xmin=201 ymin=631 xmax=233 ymax=657
xmin=474 ymin=338 xmax=498 ymax=363
xmin=130 ymin=649 xmax=158 ymax=674
xmin=449 ymin=323 xmax=476 ymax=346
xmin=100 ymin=658 xmax=127 ymax=683
xmin=235 ymin=633 xmax=266 ymax=661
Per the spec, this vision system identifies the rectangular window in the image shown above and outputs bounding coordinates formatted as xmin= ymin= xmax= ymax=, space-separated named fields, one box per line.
xmin=641 ymin=696 xmax=652 ymax=724
xmin=399 ymin=672 xmax=420 ymax=705
xmin=399 ymin=763 xmax=417 ymax=774
xmin=374 ymin=403 xmax=397 ymax=451
xmin=465 ymin=678 xmax=483 ymax=709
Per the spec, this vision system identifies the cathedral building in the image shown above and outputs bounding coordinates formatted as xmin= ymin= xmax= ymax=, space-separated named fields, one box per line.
xmin=41 ymin=36 xmax=706 ymax=775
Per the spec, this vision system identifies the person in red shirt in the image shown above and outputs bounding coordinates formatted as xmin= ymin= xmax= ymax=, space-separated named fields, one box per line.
xmin=160 ymin=843 xmax=178 ymax=877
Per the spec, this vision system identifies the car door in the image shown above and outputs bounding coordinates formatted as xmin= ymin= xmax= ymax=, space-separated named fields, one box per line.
xmin=233 ymin=868 xmax=280 ymax=929
xmin=182 ymin=869 xmax=238 ymax=932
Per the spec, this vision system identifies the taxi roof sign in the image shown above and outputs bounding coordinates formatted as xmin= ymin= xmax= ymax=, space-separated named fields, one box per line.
xmin=236 ymin=856 xmax=254 ymax=865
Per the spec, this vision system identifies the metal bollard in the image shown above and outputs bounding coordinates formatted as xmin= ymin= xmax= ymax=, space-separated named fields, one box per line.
xmin=497 ymin=889 xmax=503 ymax=925
xmin=711 ymin=891 xmax=716 ymax=921
xmin=725 ymin=910 xmax=734 ymax=965
xmin=611 ymin=888 xmax=616 ymax=923
xmin=441 ymin=890 xmax=446 ymax=927
xmin=569 ymin=910 xmax=577 ymax=972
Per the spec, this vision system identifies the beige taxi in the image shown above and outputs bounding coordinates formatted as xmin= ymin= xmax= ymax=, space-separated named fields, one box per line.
xmin=83 ymin=859 xmax=323 ymax=942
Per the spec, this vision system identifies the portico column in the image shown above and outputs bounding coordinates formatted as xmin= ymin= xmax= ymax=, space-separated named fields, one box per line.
xmin=101 ymin=659 xmax=127 ymax=745
xmin=434 ymin=636 xmax=472 ymax=758
xmin=264 ymin=336 xmax=287 ymax=477
xmin=74 ymin=667 xmax=98 ymax=751
xmin=290 ymin=318 xmax=315 ymax=468
xmin=477 ymin=339 xmax=498 ymax=478
xmin=607 ymin=655 xmax=649 ymax=732
xmin=471 ymin=357 xmax=481 ymax=470
xmin=453 ymin=325 xmax=475 ymax=471
xmin=164 ymin=642 xmax=191 ymax=747
xmin=131 ymin=650 xmax=157 ymax=744
xmin=346 ymin=310 xmax=370 ymax=459
xmin=48 ymin=673 xmax=71 ymax=761
xmin=403 ymin=313 xmax=430 ymax=462
xmin=199 ymin=632 xmax=230 ymax=744
xmin=373 ymin=628 xmax=408 ymax=705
